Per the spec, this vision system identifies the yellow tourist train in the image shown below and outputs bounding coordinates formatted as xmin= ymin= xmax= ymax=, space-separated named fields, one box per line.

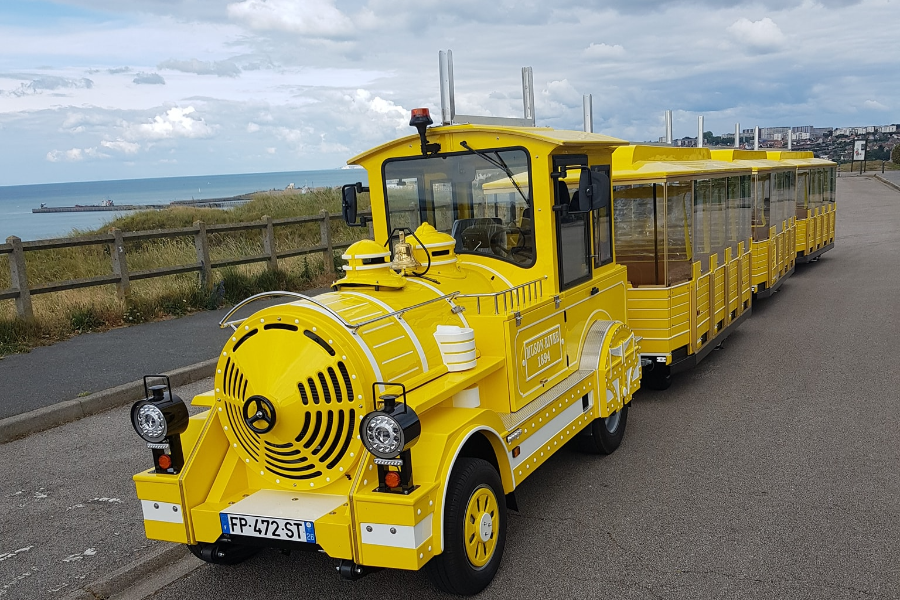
xmin=127 ymin=105 xmax=836 ymax=594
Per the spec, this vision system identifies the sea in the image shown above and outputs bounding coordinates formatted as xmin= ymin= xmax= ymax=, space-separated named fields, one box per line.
xmin=0 ymin=169 xmax=369 ymax=242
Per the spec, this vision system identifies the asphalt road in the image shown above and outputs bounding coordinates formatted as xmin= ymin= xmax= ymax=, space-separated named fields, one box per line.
xmin=0 ymin=378 xmax=213 ymax=600
xmin=2 ymin=176 xmax=898 ymax=599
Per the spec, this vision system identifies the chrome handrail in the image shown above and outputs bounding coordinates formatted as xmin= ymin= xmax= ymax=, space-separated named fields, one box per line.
xmin=219 ymin=289 xmax=463 ymax=332
xmin=456 ymin=276 xmax=546 ymax=315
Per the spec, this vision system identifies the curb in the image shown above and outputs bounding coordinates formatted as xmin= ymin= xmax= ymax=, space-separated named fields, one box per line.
xmin=0 ymin=358 xmax=217 ymax=444
xmin=63 ymin=543 xmax=195 ymax=600
xmin=874 ymin=174 xmax=900 ymax=193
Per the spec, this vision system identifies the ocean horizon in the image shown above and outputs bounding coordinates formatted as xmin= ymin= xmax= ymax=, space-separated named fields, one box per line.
xmin=0 ymin=168 xmax=369 ymax=242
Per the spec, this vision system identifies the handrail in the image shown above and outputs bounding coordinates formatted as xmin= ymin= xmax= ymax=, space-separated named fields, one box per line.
xmin=219 ymin=289 xmax=462 ymax=332
xmin=456 ymin=277 xmax=545 ymax=314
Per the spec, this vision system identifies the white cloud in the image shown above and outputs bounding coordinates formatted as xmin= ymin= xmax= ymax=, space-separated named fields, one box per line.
xmin=158 ymin=59 xmax=241 ymax=78
xmin=100 ymin=140 xmax=141 ymax=154
xmin=46 ymin=147 xmax=108 ymax=162
xmin=123 ymin=106 xmax=215 ymax=141
xmin=542 ymin=79 xmax=583 ymax=109
xmin=247 ymin=122 xmax=260 ymax=133
xmin=227 ymin=0 xmax=351 ymax=37
xmin=863 ymin=99 xmax=888 ymax=111
xmin=133 ymin=72 xmax=166 ymax=85
xmin=1 ymin=75 xmax=94 ymax=97
xmin=584 ymin=43 xmax=626 ymax=59
xmin=727 ymin=17 xmax=785 ymax=51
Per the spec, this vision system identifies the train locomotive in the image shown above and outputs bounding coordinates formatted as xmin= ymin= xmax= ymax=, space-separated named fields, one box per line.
xmin=128 ymin=61 xmax=836 ymax=596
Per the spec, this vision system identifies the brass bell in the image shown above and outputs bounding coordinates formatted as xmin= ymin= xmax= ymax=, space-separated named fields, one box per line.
xmin=390 ymin=231 xmax=421 ymax=272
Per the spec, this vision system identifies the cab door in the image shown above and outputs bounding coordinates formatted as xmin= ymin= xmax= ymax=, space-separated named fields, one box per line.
xmin=552 ymin=155 xmax=618 ymax=374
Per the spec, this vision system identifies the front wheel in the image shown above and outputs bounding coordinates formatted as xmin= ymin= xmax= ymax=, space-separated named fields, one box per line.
xmin=425 ymin=457 xmax=507 ymax=596
xmin=579 ymin=404 xmax=629 ymax=455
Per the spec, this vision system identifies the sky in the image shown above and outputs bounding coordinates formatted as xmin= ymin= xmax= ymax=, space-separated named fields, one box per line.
xmin=0 ymin=0 xmax=897 ymax=186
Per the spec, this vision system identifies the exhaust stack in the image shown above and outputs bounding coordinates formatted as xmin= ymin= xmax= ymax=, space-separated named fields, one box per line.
xmin=583 ymin=95 xmax=593 ymax=133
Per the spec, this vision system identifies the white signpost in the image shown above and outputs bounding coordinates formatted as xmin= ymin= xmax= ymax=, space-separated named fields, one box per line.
xmin=853 ymin=140 xmax=867 ymax=173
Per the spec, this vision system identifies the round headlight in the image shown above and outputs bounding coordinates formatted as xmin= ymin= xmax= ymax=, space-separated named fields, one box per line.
xmin=362 ymin=414 xmax=403 ymax=459
xmin=133 ymin=401 xmax=167 ymax=443
xmin=359 ymin=402 xmax=421 ymax=459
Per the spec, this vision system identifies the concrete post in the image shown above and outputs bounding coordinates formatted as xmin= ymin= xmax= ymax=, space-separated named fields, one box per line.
xmin=109 ymin=228 xmax=130 ymax=301
xmin=6 ymin=236 xmax=34 ymax=320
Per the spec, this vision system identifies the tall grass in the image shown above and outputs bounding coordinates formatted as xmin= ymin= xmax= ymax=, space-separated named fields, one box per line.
xmin=0 ymin=187 xmax=371 ymax=356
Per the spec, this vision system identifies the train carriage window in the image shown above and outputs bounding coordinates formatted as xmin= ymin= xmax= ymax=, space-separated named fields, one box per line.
xmin=773 ymin=172 xmax=786 ymax=233
xmin=384 ymin=149 xmax=534 ymax=266
xmin=710 ymin=177 xmax=727 ymax=266
xmin=810 ymin=169 xmax=824 ymax=209
xmin=752 ymin=173 xmax=772 ymax=242
xmin=796 ymin=171 xmax=810 ymax=218
xmin=738 ymin=175 xmax=752 ymax=251
xmin=726 ymin=176 xmax=746 ymax=257
xmin=665 ymin=181 xmax=693 ymax=285
xmin=784 ymin=171 xmax=796 ymax=228
xmin=693 ymin=179 xmax=711 ymax=272
xmin=613 ymin=184 xmax=663 ymax=285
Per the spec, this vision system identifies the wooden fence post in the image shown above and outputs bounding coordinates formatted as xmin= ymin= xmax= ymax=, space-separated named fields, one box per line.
xmin=262 ymin=215 xmax=278 ymax=272
xmin=320 ymin=211 xmax=334 ymax=274
xmin=109 ymin=228 xmax=130 ymax=301
xmin=194 ymin=221 xmax=212 ymax=290
xmin=6 ymin=236 xmax=34 ymax=321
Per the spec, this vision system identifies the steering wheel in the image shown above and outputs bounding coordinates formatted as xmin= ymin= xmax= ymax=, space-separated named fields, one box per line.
xmin=242 ymin=395 xmax=276 ymax=434
xmin=489 ymin=226 xmax=510 ymax=257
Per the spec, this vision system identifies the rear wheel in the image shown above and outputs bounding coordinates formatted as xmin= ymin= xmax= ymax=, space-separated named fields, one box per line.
xmin=579 ymin=404 xmax=629 ymax=455
xmin=425 ymin=458 xmax=507 ymax=596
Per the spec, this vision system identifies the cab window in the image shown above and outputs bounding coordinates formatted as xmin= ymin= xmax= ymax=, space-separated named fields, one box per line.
xmin=383 ymin=149 xmax=534 ymax=266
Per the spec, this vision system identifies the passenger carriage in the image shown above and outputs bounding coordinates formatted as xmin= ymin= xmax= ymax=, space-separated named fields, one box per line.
xmin=611 ymin=145 xmax=753 ymax=389
xmin=765 ymin=151 xmax=837 ymax=263
xmin=709 ymin=150 xmax=797 ymax=298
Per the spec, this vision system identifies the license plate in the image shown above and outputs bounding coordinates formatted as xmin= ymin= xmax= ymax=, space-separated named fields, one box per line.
xmin=220 ymin=513 xmax=316 ymax=543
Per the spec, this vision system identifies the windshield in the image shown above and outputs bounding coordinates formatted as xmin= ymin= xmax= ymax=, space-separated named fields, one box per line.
xmin=383 ymin=148 xmax=534 ymax=265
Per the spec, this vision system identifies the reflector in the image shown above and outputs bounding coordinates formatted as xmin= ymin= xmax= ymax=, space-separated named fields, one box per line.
xmin=384 ymin=471 xmax=401 ymax=488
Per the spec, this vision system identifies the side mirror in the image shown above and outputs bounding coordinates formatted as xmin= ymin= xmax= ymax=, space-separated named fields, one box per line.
xmin=577 ymin=166 xmax=611 ymax=212
xmin=341 ymin=182 xmax=369 ymax=227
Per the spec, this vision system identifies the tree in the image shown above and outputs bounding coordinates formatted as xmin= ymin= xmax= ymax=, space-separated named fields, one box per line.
xmin=892 ymin=144 xmax=900 ymax=166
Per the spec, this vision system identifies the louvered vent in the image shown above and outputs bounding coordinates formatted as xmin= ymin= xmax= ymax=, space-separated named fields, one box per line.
xmin=220 ymin=347 xmax=361 ymax=486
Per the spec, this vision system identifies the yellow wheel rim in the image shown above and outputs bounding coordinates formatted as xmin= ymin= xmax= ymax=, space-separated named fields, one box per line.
xmin=463 ymin=485 xmax=497 ymax=568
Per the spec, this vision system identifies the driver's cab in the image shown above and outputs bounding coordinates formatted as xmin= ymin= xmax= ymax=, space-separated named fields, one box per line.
xmin=343 ymin=123 xmax=630 ymax=409
xmin=344 ymin=125 xmax=626 ymax=298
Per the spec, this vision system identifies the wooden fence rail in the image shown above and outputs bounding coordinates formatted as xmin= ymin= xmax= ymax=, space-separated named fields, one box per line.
xmin=1 ymin=211 xmax=373 ymax=320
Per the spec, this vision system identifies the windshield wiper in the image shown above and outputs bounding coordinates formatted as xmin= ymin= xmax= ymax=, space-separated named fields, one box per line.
xmin=460 ymin=141 xmax=529 ymax=205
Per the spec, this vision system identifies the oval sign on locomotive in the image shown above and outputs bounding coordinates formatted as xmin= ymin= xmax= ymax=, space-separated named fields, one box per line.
xmin=522 ymin=325 xmax=563 ymax=382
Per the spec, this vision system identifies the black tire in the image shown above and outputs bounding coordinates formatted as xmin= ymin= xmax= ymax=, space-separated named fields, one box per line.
xmin=579 ymin=404 xmax=628 ymax=455
xmin=187 ymin=540 xmax=258 ymax=565
xmin=425 ymin=457 xmax=507 ymax=596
